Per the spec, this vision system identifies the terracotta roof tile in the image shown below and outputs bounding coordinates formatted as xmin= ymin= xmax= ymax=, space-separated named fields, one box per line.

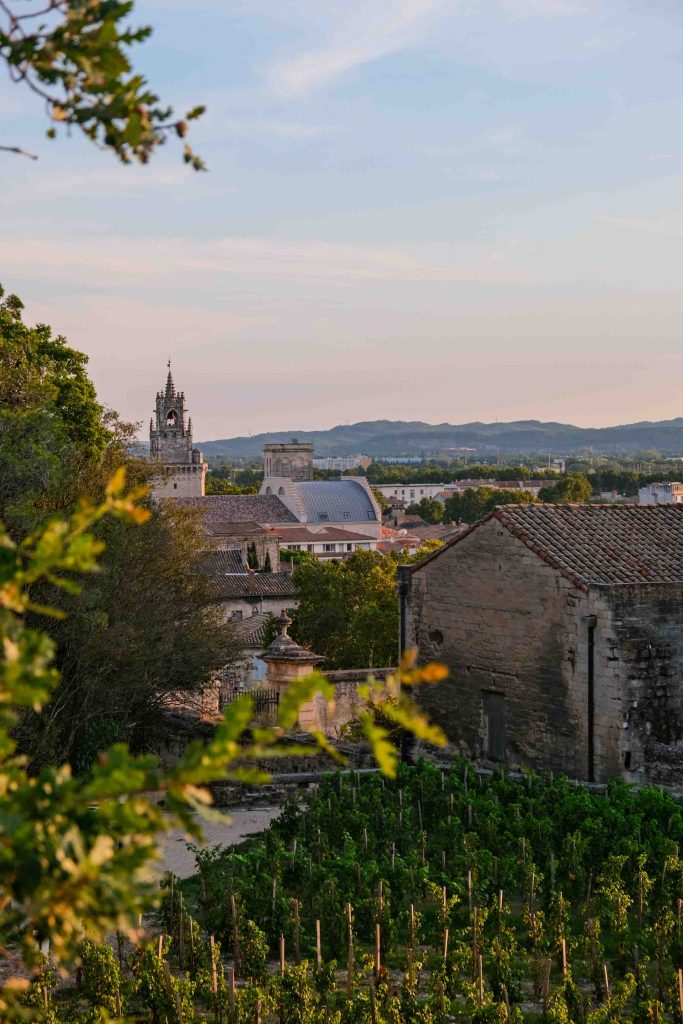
xmin=209 ymin=573 xmax=297 ymax=599
xmin=168 ymin=495 xmax=298 ymax=529
xmin=413 ymin=504 xmax=683 ymax=590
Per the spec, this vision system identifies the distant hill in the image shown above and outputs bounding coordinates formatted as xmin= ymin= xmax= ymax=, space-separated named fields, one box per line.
xmin=198 ymin=418 xmax=683 ymax=461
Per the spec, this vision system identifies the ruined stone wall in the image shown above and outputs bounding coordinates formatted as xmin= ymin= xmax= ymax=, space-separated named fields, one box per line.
xmin=406 ymin=519 xmax=594 ymax=779
xmin=594 ymin=584 xmax=683 ymax=786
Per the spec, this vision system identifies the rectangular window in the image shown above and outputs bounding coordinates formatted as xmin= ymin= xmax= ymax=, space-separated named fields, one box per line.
xmin=323 ymin=543 xmax=336 ymax=552
xmin=482 ymin=691 xmax=506 ymax=761
xmin=318 ymin=513 xmax=329 ymax=521
xmin=346 ymin=544 xmax=353 ymax=551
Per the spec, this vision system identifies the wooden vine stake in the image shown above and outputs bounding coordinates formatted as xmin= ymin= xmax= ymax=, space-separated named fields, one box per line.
xmin=408 ymin=903 xmax=415 ymax=986
xmin=210 ymin=935 xmax=218 ymax=995
xmin=163 ymin=961 xmax=184 ymax=1024
xmin=443 ymin=927 xmax=449 ymax=963
xmin=603 ymin=963 xmax=610 ymax=1007
xmin=255 ymin=997 xmax=262 ymax=1024
xmin=315 ymin=919 xmax=322 ymax=967
xmin=347 ymin=903 xmax=354 ymax=998
xmin=227 ymin=967 xmax=236 ymax=1012
xmin=280 ymin=934 xmax=286 ymax=977
xmin=374 ymin=922 xmax=381 ymax=983
xmin=158 ymin=934 xmax=164 ymax=959
xmin=541 ymin=958 xmax=552 ymax=1012
xmin=293 ymin=899 xmax=301 ymax=962
xmin=230 ymin=893 xmax=241 ymax=977
xmin=561 ymin=938 xmax=568 ymax=978
xmin=477 ymin=952 xmax=484 ymax=1005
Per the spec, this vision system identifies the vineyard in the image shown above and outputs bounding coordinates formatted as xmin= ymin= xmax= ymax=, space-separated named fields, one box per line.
xmin=31 ymin=761 xmax=683 ymax=1022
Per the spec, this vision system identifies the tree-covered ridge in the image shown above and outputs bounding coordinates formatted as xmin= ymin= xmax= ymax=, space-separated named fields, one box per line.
xmin=199 ymin=418 xmax=683 ymax=461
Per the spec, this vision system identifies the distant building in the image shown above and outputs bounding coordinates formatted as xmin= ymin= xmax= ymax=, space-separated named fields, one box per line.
xmin=312 ymin=454 xmax=372 ymax=472
xmin=263 ymin=441 xmax=314 ymax=481
xmin=374 ymin=479 xmax=547 ymax=504
xmin=149 ymin=365 xmax=206 ymax=498
xmin=402 ymin=504 xmax=683 ymax=786
xmin=639 ymin=482 xmax=683 ymax=505
xmin=275 ymin=525 xmax=377 ymax=558
xmin=260 ymin=475 xmax=382 ymax=543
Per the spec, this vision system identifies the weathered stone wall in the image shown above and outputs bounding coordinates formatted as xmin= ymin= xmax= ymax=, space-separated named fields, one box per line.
xmin=595 ymin=584 xmax=683 ymax=786
xmin=406 ymin=519 xmax=595 ymax=779
xmin=151 ymin=463 xmax=206 ymax=498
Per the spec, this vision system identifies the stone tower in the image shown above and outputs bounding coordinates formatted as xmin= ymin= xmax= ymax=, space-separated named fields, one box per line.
xmin=149 ymin=363 xmax=206 ymax=498
xmin=263 ymin=440 xmax=314 ymax=481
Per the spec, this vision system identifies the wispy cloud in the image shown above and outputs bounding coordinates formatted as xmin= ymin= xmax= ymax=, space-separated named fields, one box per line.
xmin=265 ymin=0 xmax=446 ymax=97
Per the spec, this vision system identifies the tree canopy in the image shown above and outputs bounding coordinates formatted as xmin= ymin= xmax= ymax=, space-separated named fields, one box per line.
xmin=444 ymin=487 xmax=537 ymax=525
xmin=1 ymin=284 xmax=236 ymax=769
xmin=0 ymin=0 xmax=204 ymax=165
xmin=538 ymin=473 xmax=593 ymax=504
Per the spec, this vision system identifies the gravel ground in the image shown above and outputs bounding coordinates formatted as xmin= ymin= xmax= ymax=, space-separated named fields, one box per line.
xmin=157 ymin=805 xmax=281 ymax=878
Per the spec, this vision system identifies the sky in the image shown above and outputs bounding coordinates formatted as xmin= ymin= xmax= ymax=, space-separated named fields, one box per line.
xmin=2 ymin=0 xmax=683 ymax=440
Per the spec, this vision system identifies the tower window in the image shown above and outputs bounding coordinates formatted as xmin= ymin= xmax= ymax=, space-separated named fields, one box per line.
xmin=173 ymin=482 xmax=178 ymax=489
xmin=166 ymin=410 xmax=178 ymax=427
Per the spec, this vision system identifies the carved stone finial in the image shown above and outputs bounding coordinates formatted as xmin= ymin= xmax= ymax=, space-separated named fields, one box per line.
xmin=279 ymin=611 xmax=292 ymax=636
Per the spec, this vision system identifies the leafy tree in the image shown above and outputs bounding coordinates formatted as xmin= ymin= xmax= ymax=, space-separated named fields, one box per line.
xmin=444 ymin=487 xmax=536 ymax=524
xmin=0 ymin=0 xmax=205 ymax=165
xmin=0 ymin=285 xmax=112 ymax=534
xmin=538 ymin=474 xmax=593 ymax=504
xmin=291 ymin=548 xmax=437 ymax=669
xmin=206 ymin=475 xmax=259 ymax=495
xmin=0 ymin=481 xmax=444 ymax=1017
xmin=20 ymin=502 xmax=237 ymax=770
xmin=247 ymin=541 xmax=260 ymax=570
xmin=1 ymin=285 xmax=238 ymax=769
xmin=263 ymin=550 xmax=273 ymax=573
xmin=405 ymin=497 xmax=444 ymax=524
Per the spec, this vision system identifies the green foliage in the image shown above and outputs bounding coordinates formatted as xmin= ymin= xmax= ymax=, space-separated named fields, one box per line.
xmin=291 ymin=550 xmax=400 ymax=669
xmin=0 ymin=479 xmax=445 ymax=1017
xmin=0 ymin=0 xmax=205 ymax=165
xmin=538 ymin=474 xmax=593 ymax=503
xmin=405 ymin=497 xmax=444 ymax=524
xmin=191 ymin=762 xmax=683 ymax=1024
xmin=444 ymin=487 xmax=537 ymax=524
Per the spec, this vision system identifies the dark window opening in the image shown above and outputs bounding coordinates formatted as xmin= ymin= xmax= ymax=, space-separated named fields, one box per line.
xmin=483 ymin=691 xmax=506 ymax=761
xmin=429 ymin=629 xmax=444 ymax=647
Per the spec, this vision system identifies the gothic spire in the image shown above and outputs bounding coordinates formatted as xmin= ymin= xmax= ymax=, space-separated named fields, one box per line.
xmin=164 ymin=358 xmax=175 ymax=402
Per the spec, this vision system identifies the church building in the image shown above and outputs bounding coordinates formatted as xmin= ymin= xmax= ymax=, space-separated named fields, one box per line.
xmin=149 ymin=365 xmax=206 ymax=498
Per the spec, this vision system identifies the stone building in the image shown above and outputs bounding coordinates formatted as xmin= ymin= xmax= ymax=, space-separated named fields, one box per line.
xmin=263 ymin=441 xmax=314 ymax=481
xmin=400 ymin=504 xmax=683 ymax=786
xmin=260 ymin=476 xmax=382 ymax=544
xmin=150 ymin=365 xmax=206 ymax=498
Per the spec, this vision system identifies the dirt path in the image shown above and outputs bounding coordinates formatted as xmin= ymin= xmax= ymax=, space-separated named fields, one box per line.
xmin=157 ymin=805 xmax=281 ymax=878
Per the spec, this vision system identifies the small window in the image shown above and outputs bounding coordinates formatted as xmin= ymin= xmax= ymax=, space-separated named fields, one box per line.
xmin=278 ymin=486 xmax=285 ymax=496
xmin=318 ymin=513 xmax=329 ymax=521
xmin=429 ymin=629 xmax=444 ymax=647
xmin=231 ymin=610 xmax=243 ymax=621
xmin=343 ymin=511 xmax=351 ymax=520
xmin=307 ymin=544 xmax=314 ymax=551
xmin=173 ymin=482 xmax=178 ymax=490
xmin=346 ymin=543 xmax=353 ymax=551
xmin=367 ymin=511 xmax=376 ymax=520
xmin=323 ymin=543 xmax=336 ymax=552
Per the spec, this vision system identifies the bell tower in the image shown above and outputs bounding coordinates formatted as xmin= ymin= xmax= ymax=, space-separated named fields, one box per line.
xmin=149 ymin=362 xmax=206 ymax=498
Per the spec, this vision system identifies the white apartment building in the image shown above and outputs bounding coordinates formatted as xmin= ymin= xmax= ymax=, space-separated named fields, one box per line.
xmin=312 ymin=454 xmax=371 ymax=471
xmin=638 ymin=482 xmax=683 ymax=505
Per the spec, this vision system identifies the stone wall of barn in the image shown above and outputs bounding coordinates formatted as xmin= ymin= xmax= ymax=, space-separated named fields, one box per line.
xmin=594 ymin=583 xmax=683 ymax=786
xmin=405 ymin=518 xmax=596 ymax=778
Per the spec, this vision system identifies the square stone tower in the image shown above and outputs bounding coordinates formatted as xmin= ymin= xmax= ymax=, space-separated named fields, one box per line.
xmin=149 ymin=364 xmax=206 ymax=498
xmin=263 ymin=440 xmax=314 ymax=481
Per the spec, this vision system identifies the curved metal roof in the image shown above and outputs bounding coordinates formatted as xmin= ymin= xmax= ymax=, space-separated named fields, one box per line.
xmin=295 ymin=480 xmax=377 ymax=523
